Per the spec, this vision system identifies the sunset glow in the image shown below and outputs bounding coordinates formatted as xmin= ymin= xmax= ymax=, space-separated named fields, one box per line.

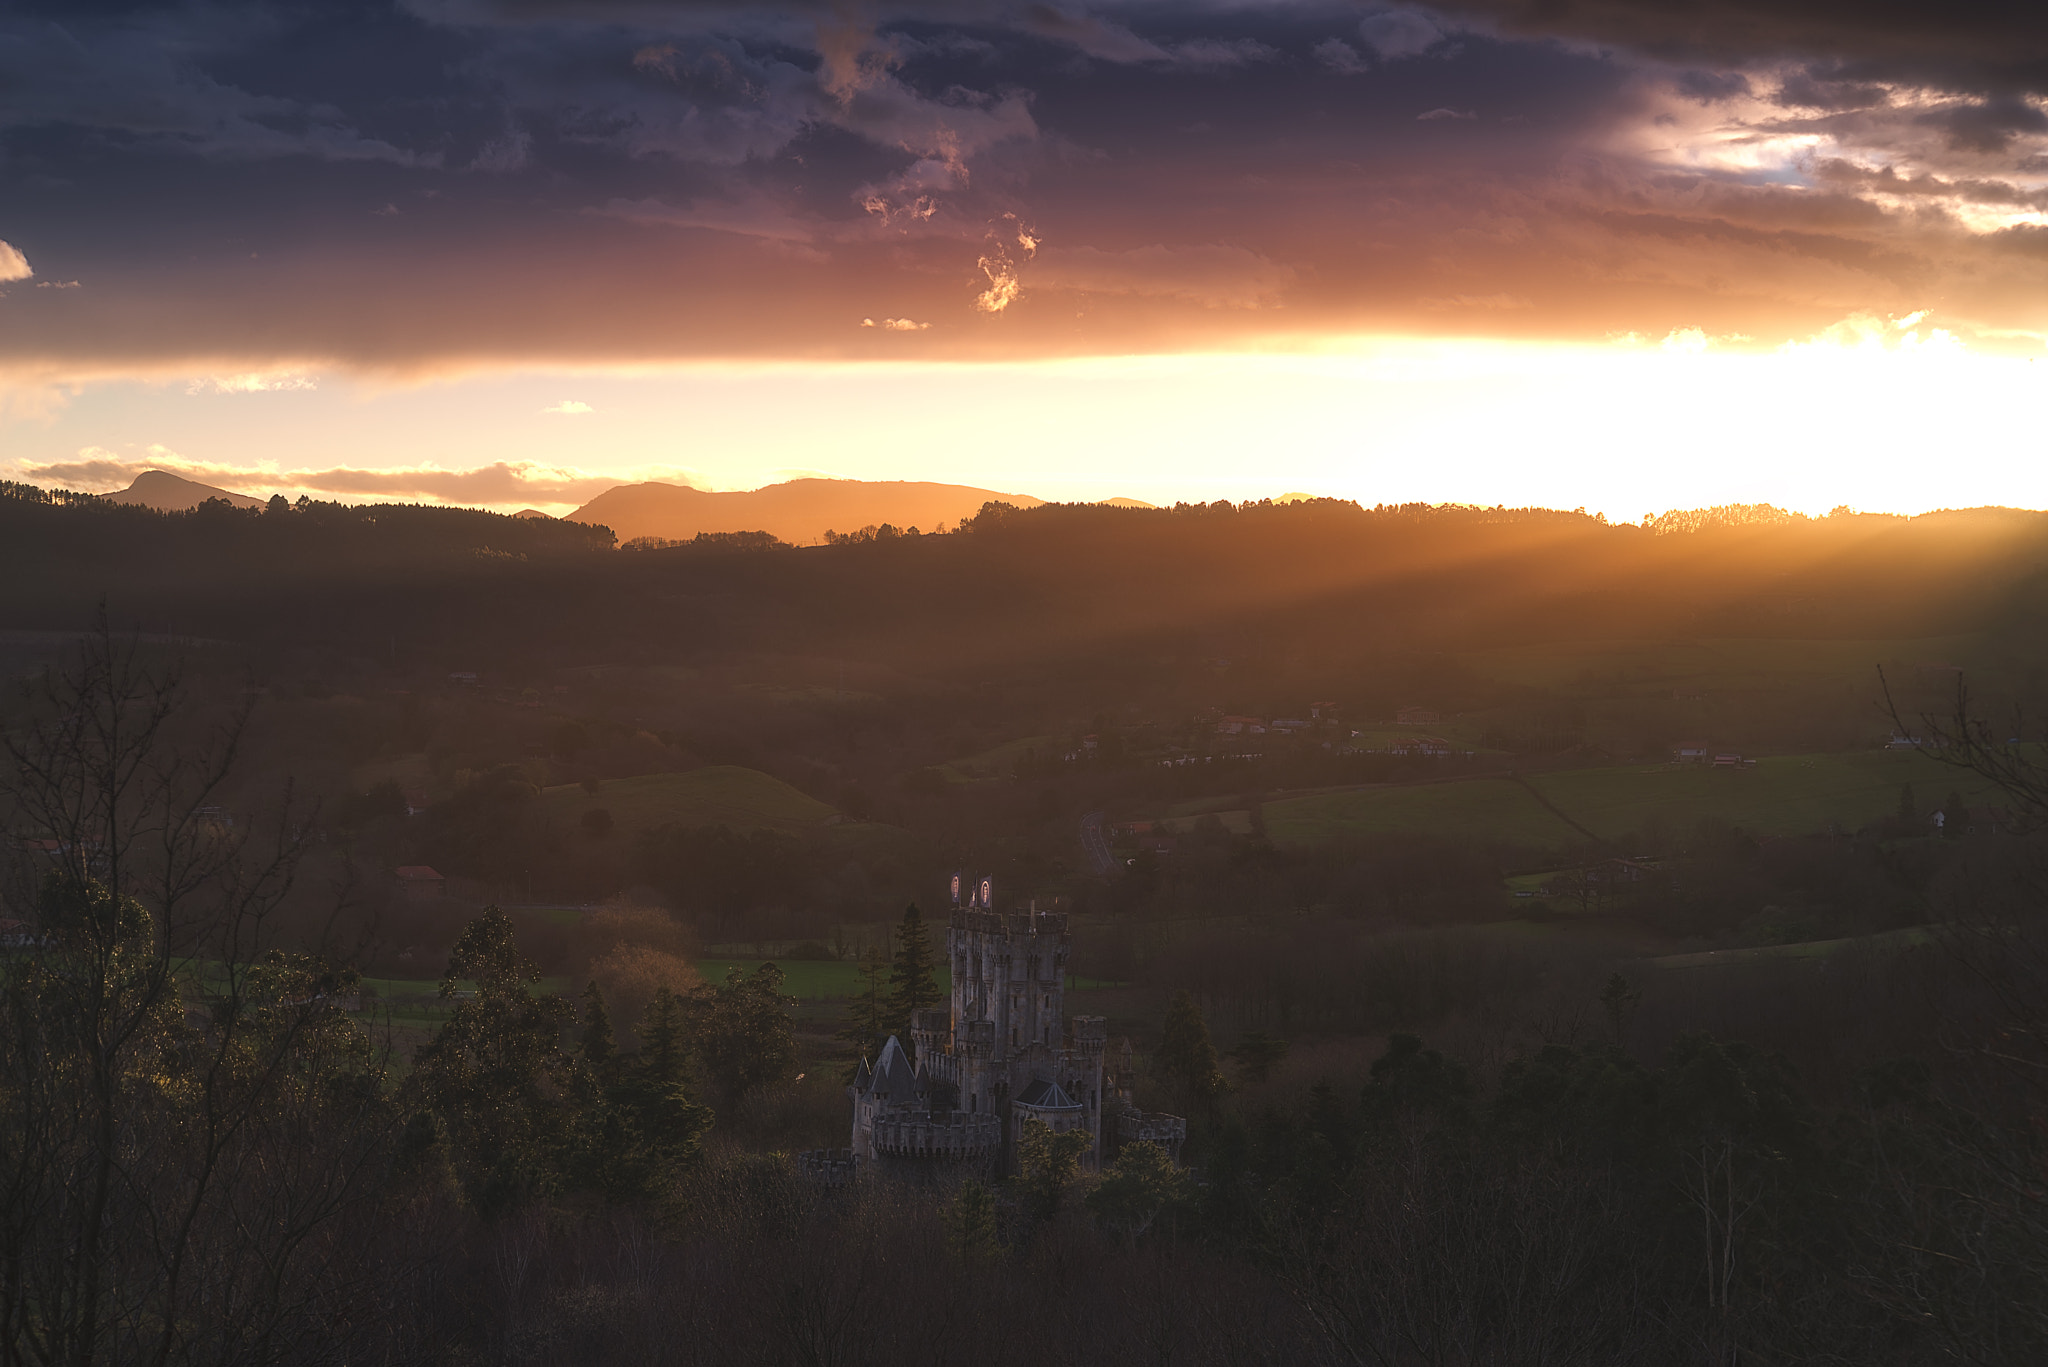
xmin=4 ymin=1 xmax=2047 ymax=515
xmin=7 ymin=327 xmax=2040 ymax=520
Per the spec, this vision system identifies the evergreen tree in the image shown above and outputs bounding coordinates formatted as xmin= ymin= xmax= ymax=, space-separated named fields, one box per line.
xmin=888 ymin=903 xmax=941 ymax=1043
xmin=1898 ymin=782 xmax=1917 ymax=823
xmin=1944 ymin=789 xmax=1966 ymax=838
xmin=408 ymin=907 xmax=577 ymax=1218
xmin=836 ymin=950 xmax=892 ymax=1075
xmin=1156 ymin=989 xmax=1228 ymax=1118
xmin=566 ymin=984 xmax=711 ymax=1208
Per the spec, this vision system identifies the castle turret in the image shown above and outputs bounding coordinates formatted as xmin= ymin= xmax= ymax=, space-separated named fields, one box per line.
xmin=910 ymin=1006 xmax=949 ymax=1063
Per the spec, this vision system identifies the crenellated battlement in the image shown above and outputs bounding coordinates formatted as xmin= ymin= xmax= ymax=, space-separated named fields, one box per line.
xmin=1115 ymin=1109 xmax=1188 ymax=1162
xmin=949 ymin=908 xmax=1070 ymax=937
xmin=869 ymin=1114 xmax=1001 ymax=1158
xmin=1071 ymin=1015 xmax=1108 ymax=1049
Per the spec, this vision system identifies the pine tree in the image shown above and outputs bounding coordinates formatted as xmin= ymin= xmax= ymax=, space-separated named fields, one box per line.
xmin=836 ymin=951 xmax=892 ymax=1075
xmin=888 ymin=903 xmax=941 ymax=1043
xmin=1156 ymin=989 xmax=1228 ymax=1118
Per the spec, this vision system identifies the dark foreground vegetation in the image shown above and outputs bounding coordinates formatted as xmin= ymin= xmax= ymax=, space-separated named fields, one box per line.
xmin=7 ymin=490 xmax=2048 ymax=1362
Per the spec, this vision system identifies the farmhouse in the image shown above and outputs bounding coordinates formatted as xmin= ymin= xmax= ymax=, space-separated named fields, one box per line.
xmin=1671 ymin=740 xmax=1710 ymax=763
xmin=1396 ymin=706 xmax=1440 ymax=725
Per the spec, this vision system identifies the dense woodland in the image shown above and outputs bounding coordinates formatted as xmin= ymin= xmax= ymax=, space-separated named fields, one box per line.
xmin=6 ymin=487 xmax=2048 ymax=1362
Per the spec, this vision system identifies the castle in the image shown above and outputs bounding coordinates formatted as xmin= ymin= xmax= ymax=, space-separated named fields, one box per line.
xmin=813 ymin=881 xmax=1184 ymax=1182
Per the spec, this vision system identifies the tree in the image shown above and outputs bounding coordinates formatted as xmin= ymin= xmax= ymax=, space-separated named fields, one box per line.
xmin=0 ymin=619 xmax=397 ymax=1366
xmin=1087 ymin=1141 xmax=1193 ymax=1245
xmin=1600 ymin=973 xmax=1642 ymax=1048
xmin=581 ymin=979 xmax=616 ymax=1069
xmin=836 ymin=950 xmax=892 ymax=1075
xmin=947 ymin=1179 xmax=1000 ymax=1261
xmin=407 ymin=906 xmax=578 ymax=1218
xmin=888 ymin=902 xmax=941 ymax=1044
xmin=570 ymin=985 xmax=711 ymax=1209
xmin=1156 ymin=990 xmax=1228 ymax=1117
xmin=685 ymin=963 xmax=797 ymax=1112
xmin=1015 ymin=1119 xmax=1092 ymax=1220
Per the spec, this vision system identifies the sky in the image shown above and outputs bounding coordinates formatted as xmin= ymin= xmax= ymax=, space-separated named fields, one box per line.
xmin=3 ymin=0 xmax=2047 ymax=516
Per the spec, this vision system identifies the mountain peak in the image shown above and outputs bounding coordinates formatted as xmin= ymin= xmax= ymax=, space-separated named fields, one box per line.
xmin=103 ymin=469 xmax=265 ymax=512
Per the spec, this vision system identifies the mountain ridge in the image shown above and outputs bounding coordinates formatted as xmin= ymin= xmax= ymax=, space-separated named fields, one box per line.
xmin=104 ymin=469 xmax=265 ymax=512
xmin=568 ymin=477 xmax=1044 ymax=544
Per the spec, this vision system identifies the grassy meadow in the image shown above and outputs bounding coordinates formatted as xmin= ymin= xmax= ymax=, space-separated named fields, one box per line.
xmin=539 ymin=764 xmax=839 ymax=839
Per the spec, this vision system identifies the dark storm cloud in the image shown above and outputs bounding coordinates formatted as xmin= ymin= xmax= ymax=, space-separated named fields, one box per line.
xmin=2 ymin=1 xmax=2046 ymax=372
xmin=1433 ymin=0 xmax=2048 ymax=94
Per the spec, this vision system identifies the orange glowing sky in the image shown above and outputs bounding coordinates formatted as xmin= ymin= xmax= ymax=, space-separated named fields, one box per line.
xmin=3 ymin=1 xmax=2046 ymax=512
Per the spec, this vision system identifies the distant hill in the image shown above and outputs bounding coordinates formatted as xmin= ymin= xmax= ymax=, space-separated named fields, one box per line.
xmin=1098 ymin=497 xmax=1159 ymax=509
xmin=511 ymin=508 xmax=552 ymax=520
xmin=568 ymin=478 xmax=1042 ymax=544
xmin=104 ymin=470 xmax=264 ymax=512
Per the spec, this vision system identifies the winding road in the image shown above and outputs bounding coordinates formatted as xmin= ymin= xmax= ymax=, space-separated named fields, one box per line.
xmin=1079 ymin=809 xmax=1118 ymax=876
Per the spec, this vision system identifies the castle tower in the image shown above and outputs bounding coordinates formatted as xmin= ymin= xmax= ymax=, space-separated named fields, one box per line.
xmin=817 ymin=879 xmax=1184 ymax=1182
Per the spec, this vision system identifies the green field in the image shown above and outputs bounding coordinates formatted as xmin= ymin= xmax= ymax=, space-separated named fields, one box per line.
xmin=1263 ymin=750 xmax=2002 ymax=848
xmin=939 ymin=735 xmax=1054 ymax=783
xmin=538 ymin=765 xmax=842 ymax=840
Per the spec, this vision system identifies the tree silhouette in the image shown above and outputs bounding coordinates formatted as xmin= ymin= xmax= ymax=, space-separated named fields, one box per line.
xmin=1156 ymin=990 xmax=1227 ymax=1117
xmin=888 ymin=903 xmax=941 ymax=1043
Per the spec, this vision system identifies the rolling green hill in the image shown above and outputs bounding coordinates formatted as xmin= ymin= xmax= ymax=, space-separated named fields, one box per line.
xmin=539 ymin=765 xmax=841 ymax=840
xmin=1263 ymin=750 xmax=2003 ymax=849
